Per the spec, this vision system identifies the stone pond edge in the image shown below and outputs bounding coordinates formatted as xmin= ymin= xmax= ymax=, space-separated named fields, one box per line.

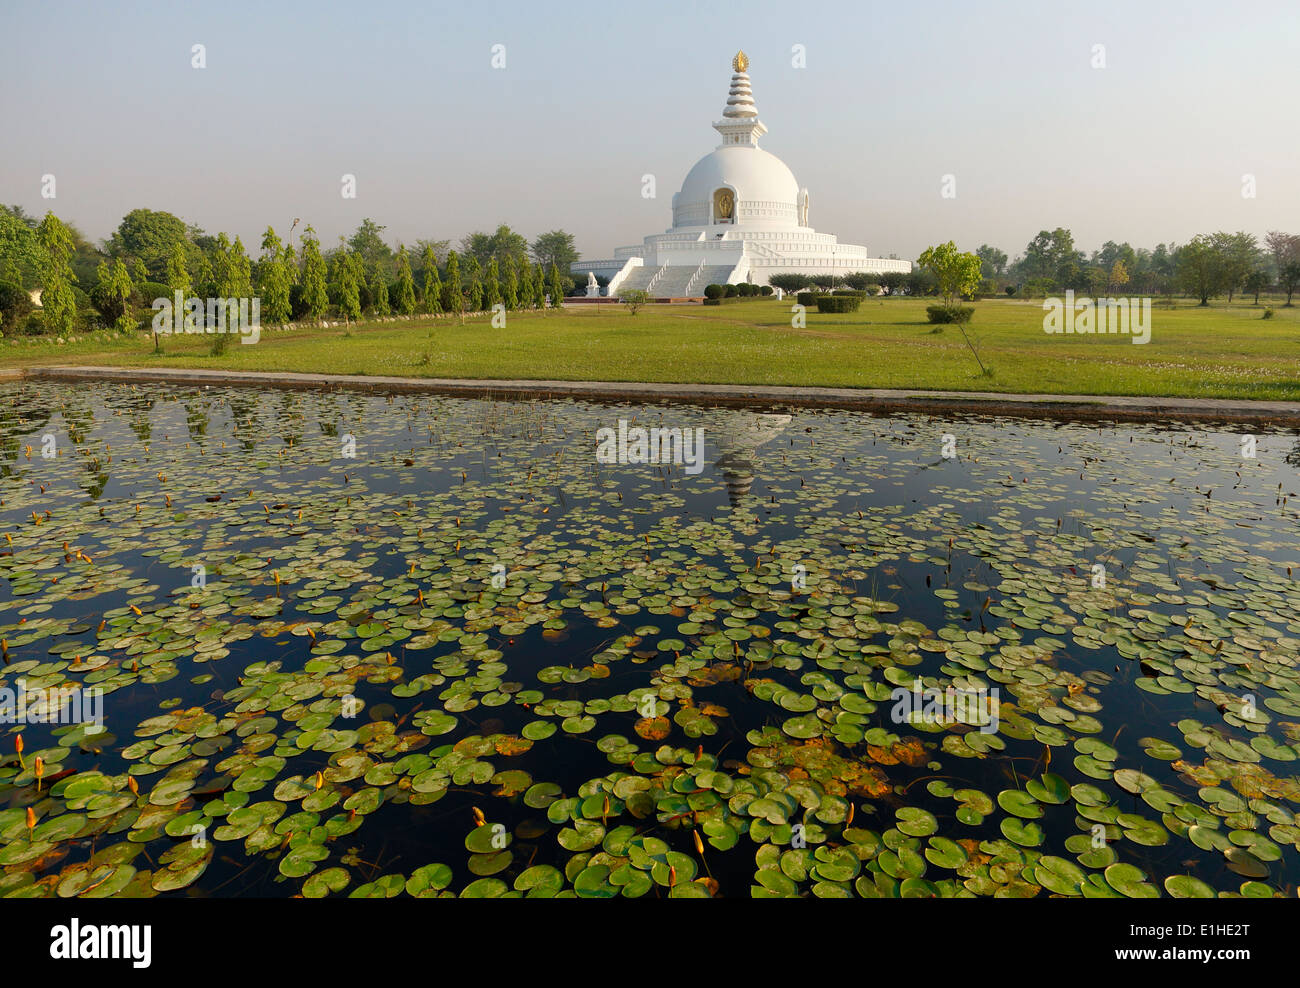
xmin=8 ymin=365 xmax=1300 ymax=425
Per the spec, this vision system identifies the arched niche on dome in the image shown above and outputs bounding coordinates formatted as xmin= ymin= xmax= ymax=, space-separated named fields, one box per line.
xmin=712 ymin=186 xmax=736 ymax=225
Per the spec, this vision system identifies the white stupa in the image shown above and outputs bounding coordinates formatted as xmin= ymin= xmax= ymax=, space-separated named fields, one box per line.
xmin=575 ymin=52 xmax=911 ymax=297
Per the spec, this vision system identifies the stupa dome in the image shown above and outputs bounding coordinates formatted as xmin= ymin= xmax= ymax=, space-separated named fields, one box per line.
xmin=673 ymin=146 xmax=800 ymax=229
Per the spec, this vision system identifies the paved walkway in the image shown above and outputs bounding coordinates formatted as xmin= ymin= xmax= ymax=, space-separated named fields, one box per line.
xmin=12 ymin=364 xmax=1300 ymax=423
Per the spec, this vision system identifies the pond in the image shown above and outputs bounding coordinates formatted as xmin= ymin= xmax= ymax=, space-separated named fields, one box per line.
xmin=1 ymin=380 xmax=1299 ymax=898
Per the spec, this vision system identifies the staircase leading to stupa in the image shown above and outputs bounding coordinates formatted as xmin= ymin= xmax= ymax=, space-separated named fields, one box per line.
xmin=615 ymin=264 xmax=736 ymax=298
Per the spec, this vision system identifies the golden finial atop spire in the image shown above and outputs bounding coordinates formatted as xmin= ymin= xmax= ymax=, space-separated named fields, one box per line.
xmin=732 ymin=50 xmax=748 ymax=73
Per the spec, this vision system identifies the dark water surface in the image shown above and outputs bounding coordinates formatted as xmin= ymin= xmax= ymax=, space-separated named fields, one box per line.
xmin=1 ymin=381 xmax=1299 ymax=898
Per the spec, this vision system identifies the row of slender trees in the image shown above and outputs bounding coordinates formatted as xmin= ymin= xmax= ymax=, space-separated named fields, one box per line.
xmin=0 ymin=207 xmax=575 ymax=335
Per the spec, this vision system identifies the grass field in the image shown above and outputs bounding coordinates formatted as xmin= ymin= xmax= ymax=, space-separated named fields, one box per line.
xmin=3 ymin=297 xmax=1298 ymax=400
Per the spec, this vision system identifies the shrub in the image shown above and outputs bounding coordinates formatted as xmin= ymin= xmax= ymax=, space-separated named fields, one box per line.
xmin=926 ymin=303 xmax=975 ymax=324
xmin=621 ymin=289 xmax=649 ymax=314
xmin=815 ymin=295 xmax=861 ymax=314
xmin=134 ymin=281 xmax=172 ymax=306
xmin=0 ymin=281 xmax=33 ymax=333
xmin=760 ymin=285 xmax=773 ymax=296
xmin=724 ymin=283 xmax=739 ymax=298
xmin=703 ymin=283 xmax=725 ymax=300
xmin=796 ymin=291 xmax=817 ymax=307
xmin=1262 ymin=307 xmax=1275 ymax=319
xmin=833 ymin=289 xmax=867 ymax=298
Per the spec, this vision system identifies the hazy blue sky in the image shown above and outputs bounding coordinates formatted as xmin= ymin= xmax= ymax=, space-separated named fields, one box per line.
xmin=3 ymin=0 xmax=1297 ymax=262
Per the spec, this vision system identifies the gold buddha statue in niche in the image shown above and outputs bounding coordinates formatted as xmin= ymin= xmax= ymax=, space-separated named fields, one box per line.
xmin=714 ymin=189 xmax=734 ymax=221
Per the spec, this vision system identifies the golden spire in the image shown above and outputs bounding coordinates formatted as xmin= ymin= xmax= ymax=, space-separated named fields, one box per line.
xmin=732 ymin=50 xmax=748 ymax=73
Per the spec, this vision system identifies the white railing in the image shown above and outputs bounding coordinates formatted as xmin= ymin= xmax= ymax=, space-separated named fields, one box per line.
xmin=646 ymin=266 xmax=668 ymax=293
xmin=605 ymin=257 xmax=644 ymax=297
xmin=684 ymin=260 xmax=707 ymax=295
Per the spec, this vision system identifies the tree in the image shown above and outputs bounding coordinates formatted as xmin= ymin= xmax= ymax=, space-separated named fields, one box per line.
xmin=208 ymin=235 xmax=252 ymax=353
xmin=162 ymin=243 xmax=192 ymax=346
xmin=503 ymin=257 xmax=519 ymax=310
xmin=107 ymin=209 xmax=190 ymax=279
xmin=1280 ymin=260 xmax=1300 ymax=307
xmin=299 ymin=226 xmax=329 ymax=323
xmin=1108 ymin=259 xmax=1129 ymax=295
xmin=464 ymin=257 xmax=483 ymax=312
xmin=94 ymin=258 xmax=135 ymax=332
xmin=348 ymin=218 xmax=391 ymax=273
xmin=1265 ymin=231 xmax=1299 ymax=284
xmin=769 ymin=273 xmax=812 ymax=293
xmin=975 ymin=244 xmax=1008 ymax=278
xmin=1213 ymin=231 xmax=1258 ymax=303
xmin=443 ymin=250 xmax=464 ymax=323
xmin=484 ymin=257 xmax=501 ymax=310
xmin=843 ymin=272 xmax=880 ymax=292
xmin=531 ymin=230 xmax=578 ymax=273
xmin=394 ymin=245 xmax=416 ymax=316
xmin=878 ymin=271 xmax=907 ymax=295
xmin=1086 ymin=266 xmax=1109 ymax=297
xmin=335 ymin=251 xmax=362 ymax=325
xmin=459 ymin=225 xmax=529 ymax=271
xmin=257 ymin=227 xmax=292 ymax=325
xmin=369 ymin=268 xmax=390 ymax=316
xmin=547 ymin=263 xmax=564 ymax=308
xmin=36 ymin=213 xmax=79 ymax=336
xmin=229 ymin=237 xmax=253 ymax=299
xmin=1244 ymin=268 xmax=1270 ymax=305
xmin=1020 ymin=228 xmax=1077 ymax=287
xmin=0 ymin=208 xmax=43 ymax=288
xmin=1177 ymin=235 xmax=1223 ymax=305
xmin=420 ymin=244 xmax=442 ymax=315
xmin=917 ymin=242 xmax=981 ymax=302
xmin=415 ymin=239 xmax=450 ymax=267
xmin=532 ymin=262 xmax=547 ymax=310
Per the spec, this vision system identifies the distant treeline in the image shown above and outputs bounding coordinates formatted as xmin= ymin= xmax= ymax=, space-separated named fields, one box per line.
xmin=775 ymin=228 xmax=1300 ymax=304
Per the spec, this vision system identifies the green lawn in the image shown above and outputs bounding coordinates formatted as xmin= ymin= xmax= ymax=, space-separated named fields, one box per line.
xmin=4 ymin=297 xmax=1299 ymax=400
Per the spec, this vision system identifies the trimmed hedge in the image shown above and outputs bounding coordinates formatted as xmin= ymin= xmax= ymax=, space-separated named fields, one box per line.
xmin=815 ymin=295 xmax=862 ymax=314
xmin=796 ymin=291 xmax=817 ymax=307
xmin=832 ymin=289 xmax=867 ymax=298
xmin=925 ymin=303 xmax=975 ymax=324
xmin=703 ymin=283 xmax=725 ymax=299
xmin=703 ymin=296 xmax=746 ymax=306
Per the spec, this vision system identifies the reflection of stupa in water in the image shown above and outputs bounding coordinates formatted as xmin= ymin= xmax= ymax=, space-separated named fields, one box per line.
xmin=712 ymin=411 xmax=792 ymax=505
